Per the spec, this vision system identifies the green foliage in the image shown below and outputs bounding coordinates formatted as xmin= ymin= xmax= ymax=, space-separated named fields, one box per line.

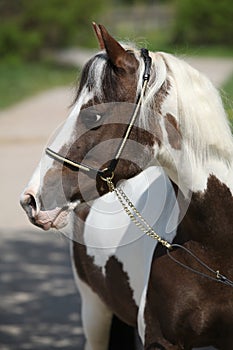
xmin=0 ymin=60 xmax=77 ymax=109
xmin=173 ymin=0 xmax=233 ymax=46
xmin=0 ymin=0 xmax=107 ymax=60
xmin=222 ymin=74 xmax=233 ymax=129
xmin=112 ymin=0 xmax=169 ymax=4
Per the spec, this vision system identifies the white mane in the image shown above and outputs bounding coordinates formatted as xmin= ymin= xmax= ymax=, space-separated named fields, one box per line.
xmin=84 ymin=46 xmax=233 ymax=178
xmin=135 ymin=50 xmax=233 ymax=168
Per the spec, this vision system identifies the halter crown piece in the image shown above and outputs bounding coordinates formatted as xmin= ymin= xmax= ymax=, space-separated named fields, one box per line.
xmin=45 ymin=48 xmax=152 ymax=178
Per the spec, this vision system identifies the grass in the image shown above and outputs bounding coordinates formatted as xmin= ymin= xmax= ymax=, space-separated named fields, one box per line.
xmin=222 ymin=74 xmax=233 ymax=128
xmin=0 ymin=59 xmax=78 ymax=109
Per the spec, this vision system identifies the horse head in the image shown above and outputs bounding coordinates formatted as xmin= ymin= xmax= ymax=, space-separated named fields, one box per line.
xmin=20 ymin=24 xmax=161 ymax=231
xmin=20 ymin=23 xmax=233 ymax=232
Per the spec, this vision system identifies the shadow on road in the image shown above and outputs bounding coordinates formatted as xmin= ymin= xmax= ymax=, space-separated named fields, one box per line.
xmin=0 ymin=229 xmax=85 ymax=350
xmin=0 ymin=229 xmax=217 ymax=350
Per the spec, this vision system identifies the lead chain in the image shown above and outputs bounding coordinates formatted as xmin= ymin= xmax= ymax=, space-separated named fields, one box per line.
xmin=104 ymin=178 xmax=233 ymax=286
xmin=105 ymin=177 xmax=172 ymax=250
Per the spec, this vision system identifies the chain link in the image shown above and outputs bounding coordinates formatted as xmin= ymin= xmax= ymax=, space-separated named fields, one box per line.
xmin=105 ymin=177 xmax=172 ymax=249
xmin=103 ymin=177 xmax=233 ymax=287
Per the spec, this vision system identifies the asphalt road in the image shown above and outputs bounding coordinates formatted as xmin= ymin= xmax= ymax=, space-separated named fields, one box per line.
xmin=0 ymin=229 xmax=84 ymax=350
xmin=0 ymin=87 xmax=85 ymax=349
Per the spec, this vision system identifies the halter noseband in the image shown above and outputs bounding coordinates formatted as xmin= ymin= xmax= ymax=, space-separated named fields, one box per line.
xmin=46 ymin=48 xmax=152 ymax=179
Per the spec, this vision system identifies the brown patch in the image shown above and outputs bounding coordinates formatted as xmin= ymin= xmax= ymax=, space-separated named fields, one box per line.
xmin=72 ymin=211 xmax=138 ymax=326
xmin=57 ymin=103 xmax=156 ymax=203
xmin=164 ymin=113 xmax=181 ymax=150
xmin=144 ymin=175 xmax=233 ymax=349
xmin=153 ymin=79 xmax=171 ymax=115
xmin=143 ymin=79 xmax=171 ymax=149
xmin=98 ymin=24 xmax=139 ymax=74
xmin=145 ymin=241 xmax=233 ymax=348
xmin=72 ymin=203 xmax=91 ymax=245
xmin=180 ymin=175 xmax=233 ymax=252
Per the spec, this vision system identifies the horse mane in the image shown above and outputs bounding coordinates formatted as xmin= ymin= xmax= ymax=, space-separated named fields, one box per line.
xmin=136 ymin=50 xmax=233 ymax=167
xmin=77 ymin=44 xmax=233 ymax=169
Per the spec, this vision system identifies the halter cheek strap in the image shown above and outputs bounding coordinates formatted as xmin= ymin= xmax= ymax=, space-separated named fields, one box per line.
xmin=107 ymin=49 xmax=152 ymax=174
xmin=45 ymin=48 xmax=152 ymax=179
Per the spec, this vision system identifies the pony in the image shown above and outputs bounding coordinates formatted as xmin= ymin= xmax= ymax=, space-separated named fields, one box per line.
xmin=20 ymin=24 xmax=233 ymax=349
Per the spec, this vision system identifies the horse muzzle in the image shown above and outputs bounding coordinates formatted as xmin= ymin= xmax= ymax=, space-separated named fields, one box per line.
xmin=20 ymin=191 xmax=77 ymax=230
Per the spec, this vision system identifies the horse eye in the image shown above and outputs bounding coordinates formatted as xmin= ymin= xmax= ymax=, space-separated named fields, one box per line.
xmin=95 ymin=114 xmax=102 ymax=122
xmin=89 ymin=113 xmax=102 ymax=125
xmin=82 ymin=111 xmax=103 ymax=129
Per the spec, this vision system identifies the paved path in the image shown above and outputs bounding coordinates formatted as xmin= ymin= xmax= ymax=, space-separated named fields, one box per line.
xmin=0 ymin=87 xmax=84 ymax=350
xmin=0 ymin=87 xmax=72 ymax=231
xmin=56 ymin=48 xmax=233 ymax=87
xmin=0 ymin=51 xmax=232 ymax=349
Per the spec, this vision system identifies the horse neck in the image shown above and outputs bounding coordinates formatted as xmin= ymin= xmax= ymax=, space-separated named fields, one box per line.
xmin=159 ymin=147 xmax=233 ymax=197
xmin=177 ymin=175 xmax=233 ymax=253
xmin=147 ymin=51 xmax=233 ymax=196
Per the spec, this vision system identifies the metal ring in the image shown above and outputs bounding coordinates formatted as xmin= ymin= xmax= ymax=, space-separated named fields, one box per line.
xmin=100 ymin=169 xmax=114 ymax=182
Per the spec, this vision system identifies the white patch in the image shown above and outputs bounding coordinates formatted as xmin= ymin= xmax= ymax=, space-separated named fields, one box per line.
xmin=48 ymin=86 xmax=93 ymax=157
xmin=70 ymin=242 xmax=112 ymax=350
xmin=84 ymin=167 xmax=179 ymax=307
xmin=137 ymin=285 xmax=147 ymax=344
xmin=37 ymin=55 xmax=107 ymax=195
xmin=89 ymin=57 xmax=106 ymax=99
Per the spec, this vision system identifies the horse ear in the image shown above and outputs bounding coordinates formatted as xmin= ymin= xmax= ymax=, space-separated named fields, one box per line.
xmin=92 ymin=22 xmax=105 ymax=50
xmin=92 ymin=23 xmax=135 ymax=72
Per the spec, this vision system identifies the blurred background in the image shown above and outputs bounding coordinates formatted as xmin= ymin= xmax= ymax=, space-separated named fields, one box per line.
xmin=0 ymin=1 xmax=232 ymax=349
xmin=0 ymin=0 xmax=232 ymax=115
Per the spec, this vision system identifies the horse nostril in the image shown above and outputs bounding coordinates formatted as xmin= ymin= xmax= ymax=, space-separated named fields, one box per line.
xmin=28 ymin=194 xmax=37 ymax=210
xmin=20 ymin=193 xmax=38 ymax=216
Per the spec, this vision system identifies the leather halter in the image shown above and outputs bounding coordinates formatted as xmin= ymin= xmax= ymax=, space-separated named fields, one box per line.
xmin=45 ymin=48 xmax=152 ymax=179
